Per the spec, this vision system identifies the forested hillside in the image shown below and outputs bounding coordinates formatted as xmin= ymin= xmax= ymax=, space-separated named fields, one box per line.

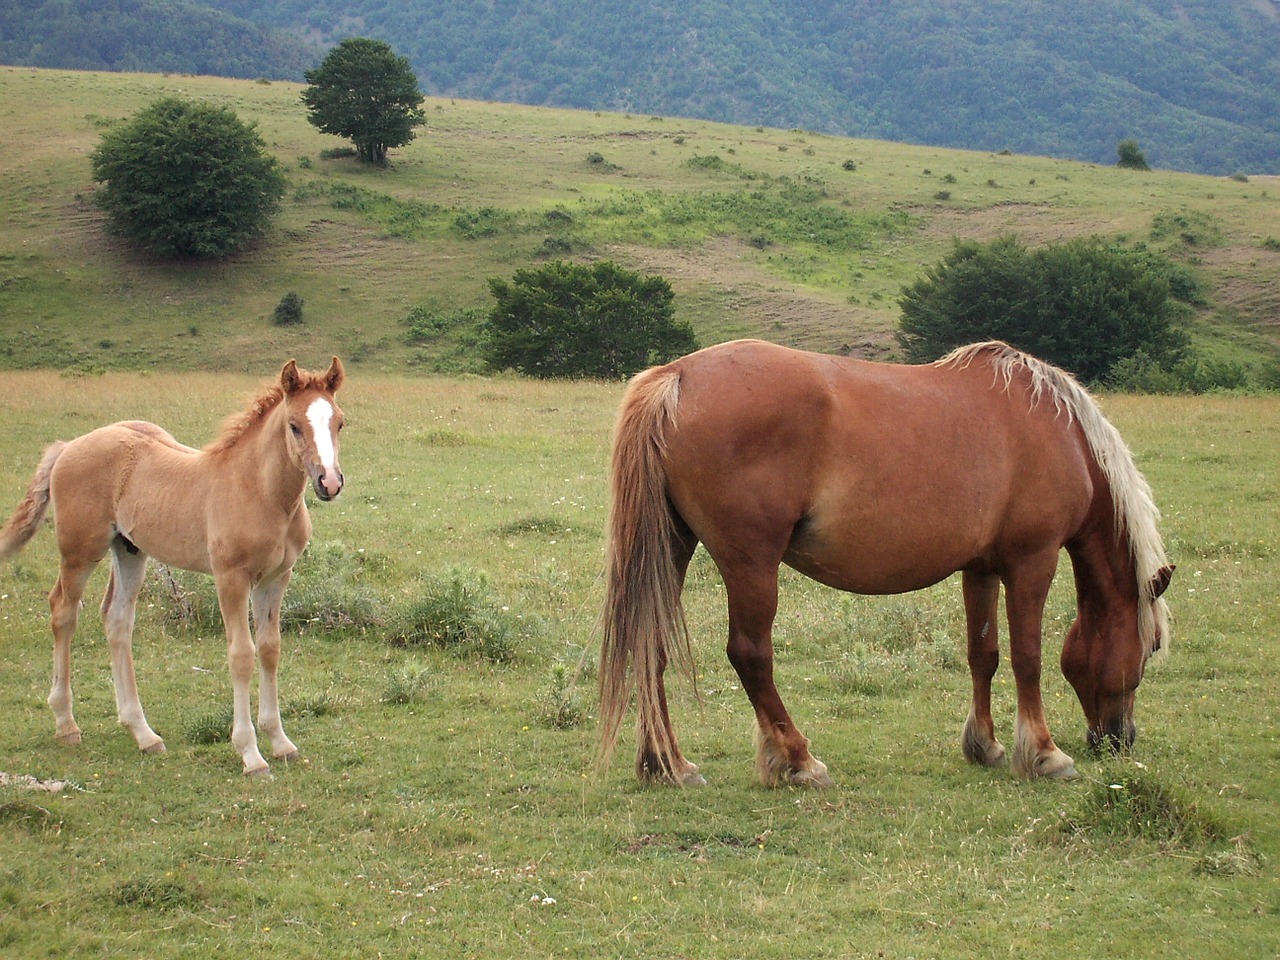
xmin=0 ymin=0 xmax=317 ymax=80
xmin=3 ymin=0 xmax=1278 ymax=174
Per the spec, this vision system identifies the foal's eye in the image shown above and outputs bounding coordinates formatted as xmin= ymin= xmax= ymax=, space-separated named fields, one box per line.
xmin=290 ymin=423 xmax=303 ymax=438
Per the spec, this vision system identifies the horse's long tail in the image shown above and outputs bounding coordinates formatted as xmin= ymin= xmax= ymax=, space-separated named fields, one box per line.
xmin=598 ymin=366 xmax=695 ymax=775
xmin=0 ymin=442 xmax=65 ymax=562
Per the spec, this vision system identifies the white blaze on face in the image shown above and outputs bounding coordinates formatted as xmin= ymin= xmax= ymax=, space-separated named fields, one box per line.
xmin=306 ymin=398 xmax=337 ymax=471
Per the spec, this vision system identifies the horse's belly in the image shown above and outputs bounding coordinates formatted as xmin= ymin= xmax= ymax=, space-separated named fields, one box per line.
xmin=782 ymin=536 xmax=966 ymax=595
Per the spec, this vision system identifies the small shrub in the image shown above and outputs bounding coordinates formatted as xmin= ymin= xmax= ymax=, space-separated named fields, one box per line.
xmin=182 ymin=706 xmax=234 ymax=745
xmin=381 ymin=663 xmax=435 ymax=705
xmin=272 ymin=291 xmax=304 ymax=326
xmin=1060 ymin=772 xmax=1222 ymax=847
xmin=282 ymin=541 xmax=386 ymax=631
xmin=388 ymin=568 xmax=523 ymax=662
xmin=536 ymin=664 xmax=585 ymax=729
xmin=112 ymin=877 xmax=198 ymax=911
xmin=1261 ymin=236 xmax=1280 ymax=251
xmin=933 ymin=191 xmax=951 ymax=201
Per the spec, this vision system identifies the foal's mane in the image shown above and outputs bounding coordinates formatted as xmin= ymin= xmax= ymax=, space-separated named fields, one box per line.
xmin=203 ymin=367 xmax=333 ymax=455
xmin=937 ymin=341 xmax=1171 ymax=653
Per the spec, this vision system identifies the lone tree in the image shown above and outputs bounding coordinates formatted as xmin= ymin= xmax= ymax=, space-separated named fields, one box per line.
xmin=482 ymin=260 xmax=699 ymax=379
xmin=1116 ymin=138 xmax=1151 ymax=171
xmin=90 ymin=97 xmax=285 ymax=259
xmin=896 ymin=235 xmax=1190 ymax=383
xmin=302 ymin=38 xmax=426 ymax=165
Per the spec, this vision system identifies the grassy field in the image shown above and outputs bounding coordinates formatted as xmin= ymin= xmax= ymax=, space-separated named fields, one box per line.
xmin=2 ymin=66 xmax=1279 ymax=377
xmin=0 ymin=370 xmax=1276 ymax=959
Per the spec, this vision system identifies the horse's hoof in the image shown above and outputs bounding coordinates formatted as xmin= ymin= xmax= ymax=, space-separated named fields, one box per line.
xmin=55 ymin=731 xmax=82 ymax=746
xmin=791 ymin=760 xmax=834 ymax=789
xmin=1036 ymin=750 xmax=1078 ymax=780
xmin=243 ymin=764 xmax=272 ymax=779
xmin=142 ymin=739 xmax=167 ymax=756
xmin=677 ymin=768 xmax=708 ymax=788
xmin=274 ymin=749 xmax=300 ymax=763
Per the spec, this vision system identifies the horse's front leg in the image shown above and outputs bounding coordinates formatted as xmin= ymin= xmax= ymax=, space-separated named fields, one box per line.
xmin=215 ymin=570 xmax=270 ymax=776
xmin=251 ymin=572 xmax=298 ymax=763
xmin=961 ymin=570 xmax=1006 ymax=767
xmin=1004 ymin=557 xmax=1077 ymax=779
xmin=724 ymin=562 xmax=832 ymax=788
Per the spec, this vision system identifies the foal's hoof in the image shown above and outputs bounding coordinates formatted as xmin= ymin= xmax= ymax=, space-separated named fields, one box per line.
xmin=274 ymin=749 xmax=300 ymax=763
xmin=142 ymin=739 xmax=168 ymax=756
xmin=55 ymin=731 xmax=83 ymax=746
xmin=243 ymin=763 xmax=272 ymax=779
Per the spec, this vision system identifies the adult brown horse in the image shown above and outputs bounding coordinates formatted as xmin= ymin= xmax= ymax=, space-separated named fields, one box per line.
xmin=0 ymin=358 xmax=345 ymax=775
xmin=599 ymin=340 xmax=1173 ymax=787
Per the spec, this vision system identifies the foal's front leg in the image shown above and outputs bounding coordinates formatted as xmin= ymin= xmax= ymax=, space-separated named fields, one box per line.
xmin=251 ymin=572 xmax=298 ymax=763
xmin=215 ymin=570 xmax=271 ymax=775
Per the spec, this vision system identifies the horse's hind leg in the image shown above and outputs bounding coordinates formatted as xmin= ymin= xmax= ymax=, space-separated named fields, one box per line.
xmin=722 ymin=561 xmax=832 ymax=788
xmin=635 ymin=532 xmax=705 ymax=786
xmin=961 ymin=571 xmax=1007 ymax=767
xmin=251 ymin=572 xmax=298 ymax=763
xmin=47 ymin=560 xmax=95 ymax=744
xmin=102 ymin=540 xmax=165 ymax=754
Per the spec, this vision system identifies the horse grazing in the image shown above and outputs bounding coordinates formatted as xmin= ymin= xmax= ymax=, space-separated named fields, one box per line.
xmin=0 ymin=358 xmax=346 ymax=776
xmin=599 ymin=340 xmax=1173 ymax=787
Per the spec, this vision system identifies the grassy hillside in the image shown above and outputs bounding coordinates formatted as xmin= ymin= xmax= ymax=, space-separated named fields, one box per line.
xmin=2 ymin=66 xmax=1279 ymax=378
xmin=0 ymin=371 xmax=1277 ymax=959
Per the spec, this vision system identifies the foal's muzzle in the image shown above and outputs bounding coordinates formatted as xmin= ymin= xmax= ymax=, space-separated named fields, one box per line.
xmin=312 ymin=468 xmax=344 ymax=501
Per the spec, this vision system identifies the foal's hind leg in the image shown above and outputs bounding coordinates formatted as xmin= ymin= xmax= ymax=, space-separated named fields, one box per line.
xmin=102 ymin=541 xmax=165 ymax=754
xmin=47 ymin=560 xmax=96 ymax=744
xmin=961 ymin=571 xmax=1007 ymax=767
xmin=251 ymin=572 xmax=298 ymax=763
xmin=723 ymin=561 xmax=831 ymax=788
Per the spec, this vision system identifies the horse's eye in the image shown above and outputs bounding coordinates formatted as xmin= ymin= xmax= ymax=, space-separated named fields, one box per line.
xmin=290 ymin=423 xmax=303 ymax=438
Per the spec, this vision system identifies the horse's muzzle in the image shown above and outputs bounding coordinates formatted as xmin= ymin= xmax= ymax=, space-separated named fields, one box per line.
xmin=313 ymin=469 xmax=344 ymax=501
xmin=1087 ymin=718 xmax=1136 ymax=754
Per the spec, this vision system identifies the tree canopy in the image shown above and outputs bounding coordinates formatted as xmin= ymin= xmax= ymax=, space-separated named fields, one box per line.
xmin=301 ymin=37 xmax=426 ymax=165
xmin=896 ymin=235 xmax=1191 ymax=383
xmin=482 ymin=260 xmax=698 ymax=379
xmin=89 ymin=96 xmax=286 ymax=258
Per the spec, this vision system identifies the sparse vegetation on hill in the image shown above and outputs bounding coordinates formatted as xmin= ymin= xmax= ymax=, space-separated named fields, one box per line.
xmin=1 ymin=68 xmax=1278 ymax=385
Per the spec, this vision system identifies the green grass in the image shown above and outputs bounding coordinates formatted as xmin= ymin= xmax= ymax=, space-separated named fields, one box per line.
xmin=2 ymin=67 xmax=1279 ymax=377
xmin=1 ymin=372 xmax=1277 ymax=959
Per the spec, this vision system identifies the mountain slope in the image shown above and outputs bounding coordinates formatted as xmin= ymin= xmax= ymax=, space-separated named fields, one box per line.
xmin=4 ymin=0 xmax=1277 ymax=173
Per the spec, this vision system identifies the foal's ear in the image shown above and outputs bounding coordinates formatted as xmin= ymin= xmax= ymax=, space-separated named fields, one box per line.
xmin=1150 ymin=565 xmax=1176 ymax=599
xmin=324 ymin=356 xmax=345 ymax=393
xmin=280 ymin=359 xmax=302 ymax=394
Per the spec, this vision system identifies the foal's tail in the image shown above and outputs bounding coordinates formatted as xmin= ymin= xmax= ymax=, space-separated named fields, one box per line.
xmin=0 ymin=442 xmax=65 ymax=562
xmin=598 ymin=366 xmax=695 ymax=776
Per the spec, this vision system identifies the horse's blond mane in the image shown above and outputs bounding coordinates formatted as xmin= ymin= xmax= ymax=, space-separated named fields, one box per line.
xmin=937 ymin=341 xmax=1171 ymax=655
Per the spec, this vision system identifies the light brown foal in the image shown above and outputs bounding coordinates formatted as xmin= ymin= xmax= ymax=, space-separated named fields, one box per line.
xmin=1 ymin=358 xmax=345 ymax=775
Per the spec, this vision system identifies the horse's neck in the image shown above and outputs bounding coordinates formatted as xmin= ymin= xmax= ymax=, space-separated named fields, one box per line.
xmin=1068 ymin=519 xmax=1139 ymax=621
xmin=228 ymin=405 xmax=306 ymax=510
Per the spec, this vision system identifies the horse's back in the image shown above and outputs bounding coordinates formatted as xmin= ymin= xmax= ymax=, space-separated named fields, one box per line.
xmin=657 ymin=340 xmax=1096 ymax=593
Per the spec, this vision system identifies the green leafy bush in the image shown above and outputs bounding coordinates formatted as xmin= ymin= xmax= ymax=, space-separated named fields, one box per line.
xmin=482 ymin=259 xmax=697 ymax=379
xmin=90 ymin=97 xmax=285 ymax=258
xmin=896 ymin=235 xmax=1191 ymax=383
